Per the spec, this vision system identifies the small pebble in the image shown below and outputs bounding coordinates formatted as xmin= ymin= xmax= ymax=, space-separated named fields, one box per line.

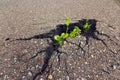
xmin=48 ymin=74 xmax=53 ymax=79
xmin=80 ymin=41 xmax=84 ymax=45
xmin=112 ymin=65 xmax=117 ymax=70
xmin=36 ymin=64 xmax=39 ymax=68
xmin=4 ymin=75 xmax=9 ymax=79
xmin=34 ymin=41 xmax=37 ymax=44
xmin=76 ymin=78 xmax=80 ymax=80
xmin=66 ymin=76 xmax=69 ymax=80
xmin=58 ymin=78 xmax=62 ymax=80
xmin=81 ymin=77 xmax=87 ymax=80
xmin=85 ymin=62 xmax=88 ymax=64
xmin=40 ymin=42 xmax=43 ymax=44
xmin=39 ymin=78 xmax=44 ymax=80
xmin=0 ymin=73 xmax=3 ymax=75
xmin=22 ymin=76 xmax=25 ymax=79
xmin=4 ymin=59 xmax=8 ymax=61
xmin=28 ymin=71 xmax=32 ymax=76
xmin=91 ymin=55 xmax=94 ymax=58
xmin=14 ymin=57 xmax=17 ymax=62
xmin=22 ymin=49 xmax=28 ymax=53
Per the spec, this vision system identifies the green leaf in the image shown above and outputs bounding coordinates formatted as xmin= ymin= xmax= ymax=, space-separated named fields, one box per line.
xmin=58 ymin=40 xmax=64 ymax=46
xmin=54 ymin=35 xmax=61 ymax=41
xmin=73 ymin=26 xmax=81 ymax=35
xmin=75 ymin=26 xmax=80 ymax=30
xmin=76 ymin=26 xmax=81 ymax=31
xmin=61 ymin=33 xmax=65 ymax=37
xmin=73 ymin=28 xmax=77 ymax=32
xmin=74 ymin=26 xmax=80 ymax=32
xmin=83 ymin=23 xmax=91 ymax=30
xmin=66 ymin=18 xmax=71 ymax=26
xmin=86 ymin=18 xmax=89 ymax=23
xmin=83 ymin=19 xmax=91 ymax=30
xmin=61 ymin=33 xmax=69 ymax=39
xmin=70 ymin=31 xmax=76 ymax=38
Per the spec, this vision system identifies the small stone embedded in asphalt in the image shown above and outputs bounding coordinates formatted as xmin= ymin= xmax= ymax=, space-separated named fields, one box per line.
xmin=13 ymin=69 xmax=16 ymax=74
xmin=39 ymin=78 xmax=44 ymax=80
xmin=111 ymin=64 xmax=117 ymax=70
xmin=84 ymin=62 xmax=88 ymax=64
xmin=0 ymin=73 xmax=3 ymax=75
xmin=22 ymin=49 xmax=28 ymax=54
xmin=34 ymin=41 xmax=37 ymax=44
xmin=66 ymin=76 xmax=69 ymax=80
xmin=4 ymin=59 xmax=8 ymax=61
xmin=103 ymin=48 xmax=106 ymax=52
xmin=28 ymin=71 xmax=32 ymax=76
xmin=81 ymin=77 xmax=87 ymax=80
xmin=69 ymin=63 xmax=72 ymax=66
xmin=73 ymin=73 xmax=76 ymax=76
xmin=76 ymin=78 xmax=80 ymax=80
xmin=31 ymin=66 xmax=35 ymax=71
xmin=81 ymin=51 xmax=84 ymax=54
xmin=14 ymin=57 xmax=17 ymax=63
xmin=48 ymin=74 xmax=53 ymax=79
xmin=40 ymin=40 xmax=43 ymax=44
xmin=80 ymin=41 xmax=84 ymax=45
xmin=90 ymin=54 xmax=94 ymax=58
xmin=4 ymin=75 xmax=9 ymax=79
xmin=113 ymin=65 xmax=117 ymax=69
xmin=58 ymin=78 xmax=62 ymax=80
xmin=35 ymin=64 xmax=39 ymax=68
xmin=22 ymin=76 xmax=25 ymax=79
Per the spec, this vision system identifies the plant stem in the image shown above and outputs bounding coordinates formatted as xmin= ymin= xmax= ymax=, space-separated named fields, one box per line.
xmin=86 ymin=18 xmax=88 ymax=23
xmin=66 ymin=25 xmax=68 ymax=33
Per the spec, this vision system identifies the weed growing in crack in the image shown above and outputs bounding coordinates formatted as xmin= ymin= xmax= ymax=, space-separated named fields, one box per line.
xmin=54 ymin=18 xmax=93 ymax=46
xmin=54 ymin=18 xmax=71 ymax=46
xmin=54 ymin=18 xmax=83 ymax=46
xmin=83 ymin=18 xmax=91 ymax=31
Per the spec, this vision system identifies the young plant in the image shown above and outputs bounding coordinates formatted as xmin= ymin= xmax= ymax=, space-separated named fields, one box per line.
xmin=83 ymin=18 xmax=91 ymax=31
xmin=54 ymin=18 xmax=70 ymax=46
xmin=69 ymin=26 xmax=81 ymax=38
xmin=54 ymin=18 xmax=81 ymax=46
xmin=54 ymin=33 xmax=69 ymax=46
xmin=65 ymin=18 xmax=71 ymax=33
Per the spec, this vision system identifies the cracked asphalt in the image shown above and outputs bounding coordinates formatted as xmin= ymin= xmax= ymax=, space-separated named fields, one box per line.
xmin=0 ymin=0 xmax=120 ymax=80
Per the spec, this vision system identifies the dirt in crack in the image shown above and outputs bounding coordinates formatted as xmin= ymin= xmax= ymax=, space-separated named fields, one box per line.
xmin=6 ymin=19 xmax=120 ymax=80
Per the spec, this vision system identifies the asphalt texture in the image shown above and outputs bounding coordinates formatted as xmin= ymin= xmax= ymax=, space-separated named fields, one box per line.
xmin=0 ymin=0 xmax=120 ymax=80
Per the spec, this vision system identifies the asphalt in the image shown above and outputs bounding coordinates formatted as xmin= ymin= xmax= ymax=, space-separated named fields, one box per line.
xmin=0 ymin=0 xmax=120 ymax=80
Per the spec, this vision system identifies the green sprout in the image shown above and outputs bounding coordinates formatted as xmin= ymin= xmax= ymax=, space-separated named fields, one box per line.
xmin=54 ymin=33 xmax=69 ymax=46
xmin=65 ymin=18 xmax=71 ymax=33
xmin=54 ymin=18 xmax=81 ymax=46
xmin=70 ymin=26 xmax=81 ymax=38
xmin=54 ymin=18 xmax=70 ymax=46
xmin=83 ymin=18 xmax=91 ymax=30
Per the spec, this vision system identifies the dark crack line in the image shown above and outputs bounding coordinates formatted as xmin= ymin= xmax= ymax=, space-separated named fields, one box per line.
xmin=32 ymin=43 xmax=60 ymax=80
xmin=66 ymin=40 xmax=87 ymax=57
xmin=29 ymin=50 xmax=46 ymax=60
xmin=56 ymin=50 xmax=68 ymax=66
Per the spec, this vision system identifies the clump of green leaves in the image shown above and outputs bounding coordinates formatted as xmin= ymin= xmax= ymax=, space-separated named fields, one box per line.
xmin=54 ymin=18 xmax=90 ymax=46
xmin=69 ymin=26 xmax=81 ymax=38
xmin=54 ymin=18 xmax=81 ymax=46
xmin=54 ymin=18 xmax=71 ymax=46
xmin=54 ymin=33 xmax=69 ymax=46
xmin=83 ymin=18 xmax=91 ymax=31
